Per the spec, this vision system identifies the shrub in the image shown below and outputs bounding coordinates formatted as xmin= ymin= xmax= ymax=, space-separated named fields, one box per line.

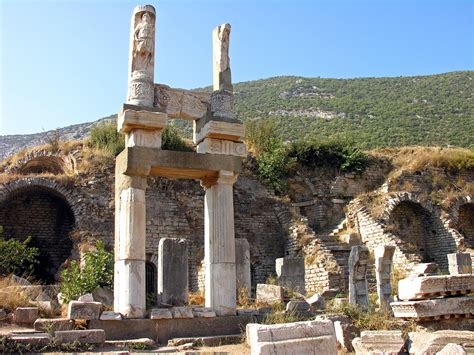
xmin=161 ymin=126 xmax=194 ymax=152
xmin=257 ymin=146 xmax=296 ymax=194
xmin=88 ymin=122 xmax=124 ymax=157
xmin=0 ymin=226 xmax=39 ymax=278
xmin=60 ymin=240 xmax=113 ymax=303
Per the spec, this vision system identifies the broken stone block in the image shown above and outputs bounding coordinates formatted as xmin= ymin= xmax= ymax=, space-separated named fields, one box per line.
xmin=374 ymin=245 xmax=395 ymax=307
xmin=256 ymin=284 xmax=284 ymax=305
xmin=348 ymin=245 xmax=369 ymax=307
xmin=334 ymin=320 xmax=359 ymax=352
xmin=92 ymin=287 xmax=114 ymax=307
xmin=34 ymin=318 xmax=75 ymax=332
xmin=235 ymin=238 xmax=251 ymax=297
xmin=170 ymin=307 xmax=194 ymax=319
xmin=193 ymin=309 xmax=216 ymax=318
xmin=448 ymin=253 xmax=472 ymax=275
xmin=67 ymin=301 xmax=102 ymax=320
xmin=285 ymin=300 xmax=310 ymax=313
xmin=150 ymin=308 xmax=172 ymax=319
xmin=78 ymin=293 xmax=94 ymax=302
xmin=275 ymin=257 xmax=305 ymax=293
xmin=246 ymin=319 xmax=337 ymax=355
xmin=410 ymin=262 xmax=439 ymax=276
xmin=352 ymin=330 xmax=405 ymax=354
xmin=306 ymin=293 xmax=325 ymax=310
xmin=158 ymin=238 xmax=189 ymax=305
xmin=391 ymin=296 xmax=474 ymax=319
xmin=14 ymin=307 xmax=39 ymax=325
xmin=54 ymin=329 xmax=106 ymax=344
xmin=398 ymin=275 xmax=474 ymax=300
xmin=437 ymin=343 xmax=467 ymax=355
xmin=100 ymin=311 xmax=122 ymax=320
xmin=11 ymin=333 xmax=52 ymax=346
xmin=321 ymin=289 xmax=340 ymax=299
xmin=409 ymin=330 xmax=474 ymax=354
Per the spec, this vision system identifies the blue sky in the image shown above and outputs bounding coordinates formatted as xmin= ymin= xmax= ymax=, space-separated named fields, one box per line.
xmin=1 ymin=0 xmax=473 ymax=135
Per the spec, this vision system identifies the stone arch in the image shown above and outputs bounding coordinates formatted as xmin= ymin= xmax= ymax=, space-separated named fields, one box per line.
xmin=456 ymin=203 xmax=474 ymax=248
xmin=0 ymin=178 xmax=78 ymax=282
xmin=9 ymin=150 xmax=76 ymax=175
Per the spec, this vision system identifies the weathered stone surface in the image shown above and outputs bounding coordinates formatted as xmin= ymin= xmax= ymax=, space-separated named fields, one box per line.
xmin=14 ymin=307 xmax=39 ymax=324
xmin=235 ymin=238 xmax=251 ymax=297
xmin=193 ymin=120 xmax=245 ymax=145
xmin=275 ymin=256 xmax=305 ymax=293
xmin=306 ymin=293 xmax=325 ymax=310
xmin=11 ymin=333 xmax=52 ymax=346
xmin=321 ymin=289 xmax=340 ymax=299
xmin=197 ymin=138 xmax=247 ymax=157
xmin=437 ymin=343 xmax=467 ymax=355
xmin=285 ymin=300 xmax=310 ymax=313
xmin=334 ymin=320 xmax=359 ymax=352
xmin=107 ymin=337 xmax=156 ymax=348
xmin=100 ymin=311 xmax=123 ymax=320
xmin=193 ymin=309 xmax=217 ymax=318
xmin=391 ymin=296 xmax=474 ymax=319
xmin=247 ymin=320 xmax=337 ymax=355
xmin=0 ymin=308 xmax=7 ymax=320
xmin=118 ymin=107 xmax=167 ymax=135
xmin=352 ymin=330 xmax=405 ymax=354
xmin=212 ymin=23 xmax=232 ymax=92
xmin=34 ymin=318 xmax=75 ymax=332
xmin=92 ymin=287 xmax=114 ymax=307
xmin=150 ymin=308 xmax=172 ymax=319
xmin=348 ymin=245 xmax=369 ymax=307
xmin=256 ymin=284 xmax=284 ymax=305
xmin=67 ymin=301 xmax=102 ymax=320
xmin=154 ymin=84 xmax=209 ymax=120
xmin=126 ymin=128 xmax=162 ymax=148
xmin=170 ymin=307 xmax=194 ymax=319
xmin=411 ymin=262 xmax=439 ymax=276
xmin=78 ymin=293 xmax=94 ymax=302
xmin=398 ymin=275 xmax=474 ymax=301
xmin=448 ymin=253 xmax=472 ymax=275
xmin=158 ymin=238 xmax=189 ymax=306
xmin=374 ymin=245 xmax=395 ymax=306
xmin=409 ymin=330 xmax=474 ymax=354
xmin=55 ymin=329 xmax=106 ymax=344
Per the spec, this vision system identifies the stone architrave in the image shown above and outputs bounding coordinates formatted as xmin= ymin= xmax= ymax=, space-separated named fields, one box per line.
xmin=374 ymin=245 xmax=395 ymax=307
xmin=409 ymin=330 xmax=474 ymax=354
xmin=448 ymin=253 xmax=472 ymax=275
xmin=235 ymin=238 xmax=251 ymax=297
xmin=391 ymin=296 xmax=474 ymax=319
xmin=158 ymin=238 xmax=189 ymax=305
xmin=352 ymin=330 xmax=405 ymax=354
xmin=348 ymin=246 xmax=369 ymax=307
xmin=213 ymin=23 xmax=232 ymax=92
xmin=275 ymin=257 xmax=305 ymax=293
xmin=203 ymin=170 xmax=238 ymax=316
xmin=197 ymin=138 xmax=247 ymax=157
xmin=127 ymin=5 xmax=156 ymax=107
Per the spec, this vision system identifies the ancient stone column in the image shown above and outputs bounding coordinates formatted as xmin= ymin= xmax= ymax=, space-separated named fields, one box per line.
xmin=235 ymin=238 xmax=251 ymax=297
xmin=213 ymin=23 xmax=232 ymax=92
xmin=127 ymin=5 xmax=156 ymax=107
xmin=157 ymin=238 xmax=189 ymax=305
xmin=114 ymin=179 xmax=147 ymax=318
xmin=374 ymin=245 xmax=395 ymax=307
xmin=348 ymin=245 xmax=370 ymax=307
xmin=448 ymin=253 xmax=472 ymax=275
xmin=203 ymin=170 xmax=238 ymax=316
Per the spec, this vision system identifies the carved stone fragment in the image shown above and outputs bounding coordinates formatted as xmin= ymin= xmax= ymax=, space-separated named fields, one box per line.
xmin=348 ymin=246 xmax=369 ymax=307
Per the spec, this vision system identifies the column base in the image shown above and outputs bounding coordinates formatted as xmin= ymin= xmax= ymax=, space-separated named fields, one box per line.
xmin=114 ymin=259 xmax=146 ymax=318
xmin=205 ymin=262 xmax=236 ymax=316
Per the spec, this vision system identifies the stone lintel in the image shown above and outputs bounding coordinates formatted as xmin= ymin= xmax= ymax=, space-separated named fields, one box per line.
xmin=116 ymin=147 xmax=242 ymax=179
xmin=118 ymin=104 xmax=168 ymax=134
xmin=154 ymin=84 xmax=209 ymax=120
xmin=391 ymin=296 xmax=474 ymax=319
xmin=193 ymin=118 xmax=244 ymax=145
xmin=398 ymin=274 xmax=474 ymax=301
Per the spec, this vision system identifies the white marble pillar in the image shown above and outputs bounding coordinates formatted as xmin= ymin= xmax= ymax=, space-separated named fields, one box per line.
xmin=114 ymin=187 xmax=146 ymax=318
xmin=203 ymin=170 xmax=238 ymax=316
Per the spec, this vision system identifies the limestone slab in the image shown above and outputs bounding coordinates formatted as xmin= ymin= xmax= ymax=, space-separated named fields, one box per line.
xmin=235 ymin=238 xmax=251 ymax=297
xmin=150 ymin=308 xmax=172 ymax=319
xmin=194 ymin=120 xmax=245 ymax=145
xmin=256 ymin=284 xmax=284 ymax=305
xmin=154 ymin=84 xmax=209 ymax=120
xmin=118 ymin=107 xmax=167 ymax=134
xmin=437 ymin=343 xmax=467 ymax=355
xmin=352 ymin=330 xmax=405 ymax=354
xmin=158 ymin=238 xmax=188 ymax=305
xmin=54 ymin=329 xmax=106 ymax=344
xmin=448 ymin=253 xmax=472 ymax=275
xmin=410 ymin=262 xmax=439 ymax=276
xmin=14 ymin=307 xmax=39 ymax=324
xmin=197 ymin=138 xmax=247 ymax=157
xmin=170 ymin=307 xmax=194 ymax=319
xmin=391 ymin=296 xmax=474 ymax=319
xmin=275 ymin=256 xmax=305 ymax=293
xmin=11 ymin=333 xmax=52 ymax=346
xmin=34 ymin=318 xmax=75 ymax=332
xmin=398 ymin=274 xmax=474 ymax=301
xmin=409 ymin=330 xmax=474 ymax=354
xmin=100 ymin=311 xmax=123 ymax=320
xmin=67 ymin=301 xmax=102 ymax=320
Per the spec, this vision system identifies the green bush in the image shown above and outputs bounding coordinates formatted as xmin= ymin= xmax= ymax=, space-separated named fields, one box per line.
xmin=0 ymin=226 xmax=39 ymax=277
xmin=60 ymin=240 xmax=113 ymax=303
xmin=88 ymin=122 xmax=125 ymax=157
xmin=161 ymin=126 xmax=194 ymax=152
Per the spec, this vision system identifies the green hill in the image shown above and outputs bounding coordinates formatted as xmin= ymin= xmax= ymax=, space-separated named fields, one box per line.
xmin=230 ymin=71 xmax=473 ymax=149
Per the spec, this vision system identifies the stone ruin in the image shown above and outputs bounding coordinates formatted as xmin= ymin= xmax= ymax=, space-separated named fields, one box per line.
xmin=114 ymin=4 xmax=246 ymax=318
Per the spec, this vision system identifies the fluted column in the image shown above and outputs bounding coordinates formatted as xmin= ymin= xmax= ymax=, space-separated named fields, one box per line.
xmin=203 ymin=170 xmax=238 ymax=316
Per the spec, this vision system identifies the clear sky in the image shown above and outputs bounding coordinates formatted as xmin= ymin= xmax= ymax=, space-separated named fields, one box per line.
xmin=0 ymin=0 xmax=473 ymax=135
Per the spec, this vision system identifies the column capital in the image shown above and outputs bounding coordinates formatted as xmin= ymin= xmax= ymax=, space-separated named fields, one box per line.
xmin=201 ymin=170 xmax=238 ymax=189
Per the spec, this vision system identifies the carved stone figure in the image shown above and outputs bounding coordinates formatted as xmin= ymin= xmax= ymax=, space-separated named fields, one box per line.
xmin=213 ymin=23 xmax=232 ymax=91
xmin=133 ymin=12 xmax=154 ymax=72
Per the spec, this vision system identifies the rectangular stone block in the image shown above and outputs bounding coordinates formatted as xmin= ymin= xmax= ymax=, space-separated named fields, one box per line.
xmin=67 ymin=301 xmax=102 ymax=320
xmin=408 ymin=330 xmax=474 ymax=354
xmin=34 ymin=318 xmax=75 ymax=332
xmin=114 ymin=259 xmax=146 ymax=318
xmin=54 ymin=329 xmax=106 ymax=344
xmin=194 ymin=120 xmax=245 ymax=144
xmin=391 ymin=296 xmax=474 ymax=319
xmin=398 ymin=275 xmax=474 ymax=301
xmin=158 ymin=238 xmax=188 ymax=305
xmin=448 ymin=253 xmax=472 ymax=275
xmin=150 ymin=308 xmax=172 ymax=319
xmin=197 ymin=138 xmax=247 ymax=157
xmin=235 ymin=238 xmax=251 ymax=297
xmin=11 ymin=333 xmax=51 ymax=346
xmin=247 ymin=320 xmax=337 ymax=355
xmin=275 ymin=257 xmax=305 ymax=293
xmin=353 ymin=330 xmax=405 ymax=354
xmin=14 ymin=307 xmax=39 ymax=324
xmin=117 ymin=106 xmax=168 ymax=134
xmin=170 ymin=307 xmax=194 ymax=319
xmin=256 ymin=284 xmax=284 ymax=305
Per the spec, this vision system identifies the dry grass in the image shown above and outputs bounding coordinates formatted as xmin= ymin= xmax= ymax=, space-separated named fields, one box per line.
xmin=188 ymin=291 xmax=205 ymax=306
xmin=0 ymin=277 xmax=31 ymax=313
xmin=237 ymin=287 xmax=253 ymax=308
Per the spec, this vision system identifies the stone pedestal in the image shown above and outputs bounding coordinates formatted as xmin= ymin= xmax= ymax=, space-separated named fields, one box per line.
xmin=348 ymin=246 xmax=369 ymax=307
xmin=235 ymin=238 xmax=251 ymax=297
xmin=275 ymin=257 xmax=305 ymax=293
xmin=158 ymin=238 xmax=189 ymax=305
xmin=203 ymin=170 xmax=238 ymax=316
xmin=448 ymin=253 xmax=472 ymax=275
xmin=374 ymin=245 xmax=395 ymax=307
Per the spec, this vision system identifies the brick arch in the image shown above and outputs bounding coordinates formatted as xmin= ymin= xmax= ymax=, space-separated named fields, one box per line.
xmin=0 ymin=178 xmax=79 ymax=282
xmin=8 ymin=149 xmax=76 ymax=175
xmin=381 ymin=192 xmax=435 ymax=222
xmin=454 ymin=201 xmax=474 ymax=249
